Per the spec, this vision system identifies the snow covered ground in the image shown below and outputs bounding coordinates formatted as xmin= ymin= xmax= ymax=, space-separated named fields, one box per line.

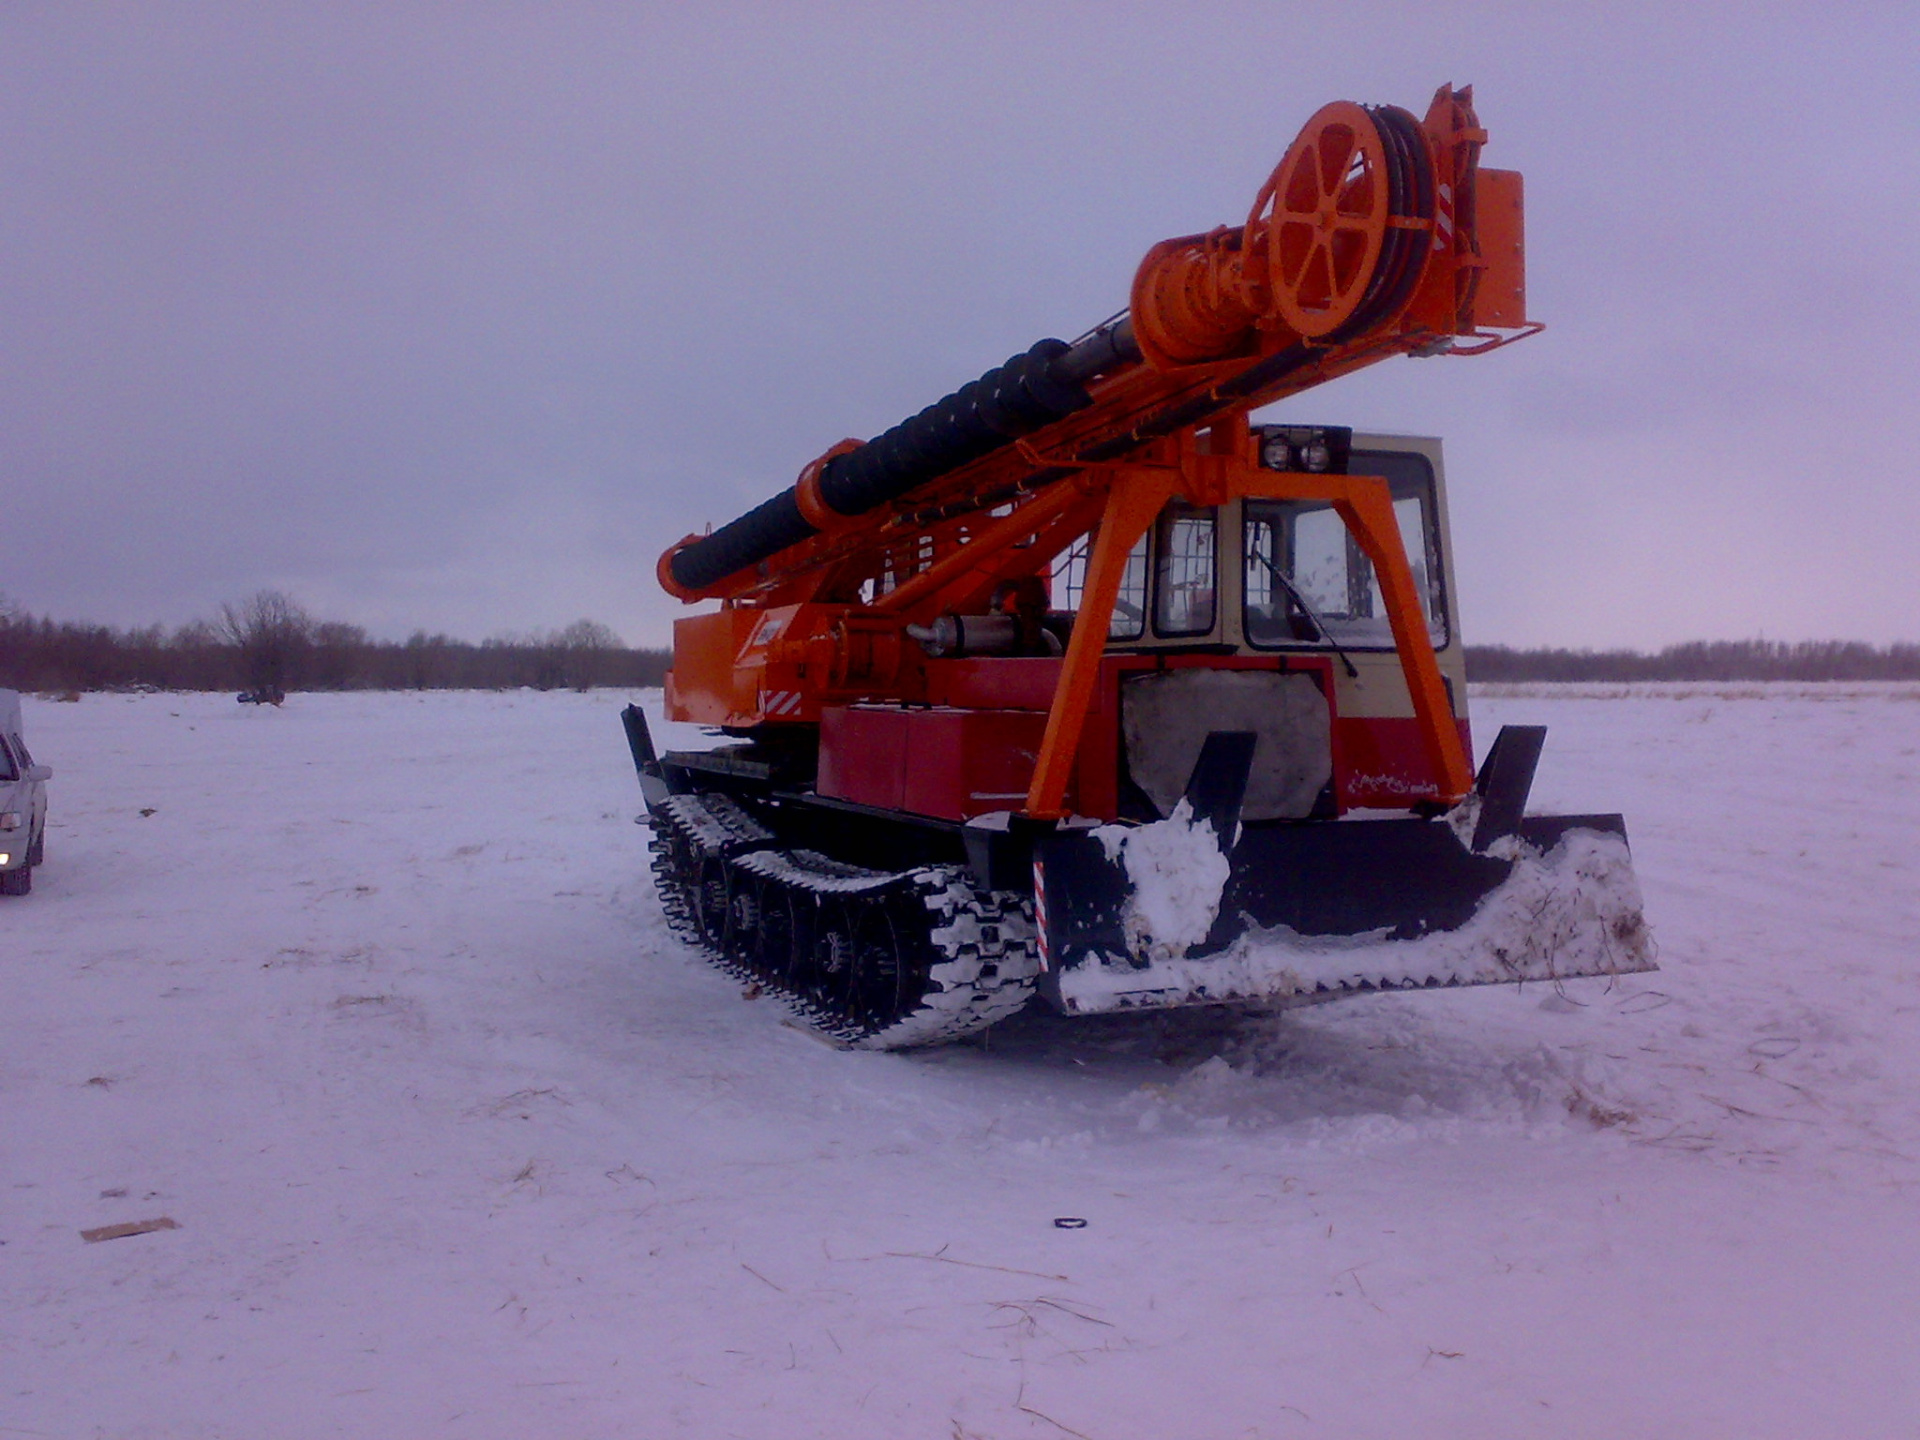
xmin=4 ymin=684 xmax=1918 ymax=1439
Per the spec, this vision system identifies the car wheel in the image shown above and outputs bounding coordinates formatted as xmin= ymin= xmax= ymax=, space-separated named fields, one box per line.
xmin=0 ymin=863 xmax=29 ymax=896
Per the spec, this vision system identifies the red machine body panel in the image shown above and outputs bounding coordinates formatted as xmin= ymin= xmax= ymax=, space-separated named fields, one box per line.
xmin=819 ymin=706 xmax=1052 ymax=821
xmin=1333 ymin=715 xmax=1475 ymax=810
xmin=922 ymin=657 xmax=1061 ymax=711
xmin=819 ymin=652 xmax=1342 ymax=824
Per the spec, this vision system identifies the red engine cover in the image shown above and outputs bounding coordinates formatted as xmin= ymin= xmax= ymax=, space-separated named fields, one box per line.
xmin=818 ymin=706 xmax=1051 ymax=821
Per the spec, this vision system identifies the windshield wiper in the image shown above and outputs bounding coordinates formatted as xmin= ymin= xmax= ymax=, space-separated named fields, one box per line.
xmin=1246 ymin=547 xmax=1359 ymax=679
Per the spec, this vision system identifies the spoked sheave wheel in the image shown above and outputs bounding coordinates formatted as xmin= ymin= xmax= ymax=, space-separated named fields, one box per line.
xmin=1257 ymin=101 xmax=1392 ymax=338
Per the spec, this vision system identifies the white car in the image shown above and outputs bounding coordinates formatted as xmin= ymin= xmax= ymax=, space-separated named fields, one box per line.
xmin=0 ymin=690 xmax=51 ymax=896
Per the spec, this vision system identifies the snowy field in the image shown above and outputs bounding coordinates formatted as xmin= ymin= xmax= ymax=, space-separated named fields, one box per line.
xmin=5 ymin=684 xmax=1918 ymax=1440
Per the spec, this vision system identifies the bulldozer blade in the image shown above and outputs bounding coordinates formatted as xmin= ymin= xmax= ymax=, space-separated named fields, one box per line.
xmin=1033 ymin=812 xmax=1652 ymax=1014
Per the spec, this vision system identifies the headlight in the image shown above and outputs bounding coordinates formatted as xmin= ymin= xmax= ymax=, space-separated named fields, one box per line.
xmin=1260 ymin=435 xmax=1291 ymax=470
xmin=0 ymin=813 xmax=19 ymax=831
xmin=1300 ymin=439 xmax=1332 ymax=472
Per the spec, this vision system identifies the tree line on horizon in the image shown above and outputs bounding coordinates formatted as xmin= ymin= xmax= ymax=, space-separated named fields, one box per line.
xmin=1464 ymin=639 xmax=1920 ymax=683
xmin=0 ymin=592 xmax=670 ymax=695
xmin=3 ymin=593 xmax=1917 ymax=693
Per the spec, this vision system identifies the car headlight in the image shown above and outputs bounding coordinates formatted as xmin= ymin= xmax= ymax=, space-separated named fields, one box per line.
xmin=0 ymin=813 xmax=19 ymax=831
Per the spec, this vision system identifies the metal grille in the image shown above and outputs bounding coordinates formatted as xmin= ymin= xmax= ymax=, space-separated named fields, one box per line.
xmin=1152 ymin=505 xmax=1216 ymax=636
xmin=1052 ymin=533 xmax=1148 ymax=640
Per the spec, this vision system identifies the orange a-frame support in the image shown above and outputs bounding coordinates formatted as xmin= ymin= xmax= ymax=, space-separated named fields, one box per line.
xmin=1019 ymin=419 xmax=1473 ymax=817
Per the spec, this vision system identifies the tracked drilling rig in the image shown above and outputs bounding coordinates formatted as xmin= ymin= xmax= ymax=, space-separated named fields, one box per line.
xmin=625 ymin=86 xmax=1652 ymax=1047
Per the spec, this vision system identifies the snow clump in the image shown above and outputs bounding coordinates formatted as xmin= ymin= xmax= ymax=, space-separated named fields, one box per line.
xmin=1094 ymin=799 xmax=1231 ymax=959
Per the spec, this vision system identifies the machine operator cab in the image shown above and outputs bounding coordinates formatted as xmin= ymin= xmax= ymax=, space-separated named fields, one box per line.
xmin=1054 ymin=426 xmax=1455 ymax=660
xmin=1049 ymin=426 xmax=1470 ymax=820
xmin=0 ymin=689 xmax=51 ymax=896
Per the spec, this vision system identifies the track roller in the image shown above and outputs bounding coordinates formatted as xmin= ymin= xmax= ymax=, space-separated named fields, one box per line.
xmin=647 ymin=795 xmax=1041 ymax=1048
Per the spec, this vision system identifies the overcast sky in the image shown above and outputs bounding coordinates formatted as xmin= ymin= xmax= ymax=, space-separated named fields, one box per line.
xmin=5 ymin=3 xmax=1916 ymax=649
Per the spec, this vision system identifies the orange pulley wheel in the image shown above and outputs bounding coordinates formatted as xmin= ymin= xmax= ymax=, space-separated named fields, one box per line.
xmin=1255 ymin=101 xmax=1393 ymax=338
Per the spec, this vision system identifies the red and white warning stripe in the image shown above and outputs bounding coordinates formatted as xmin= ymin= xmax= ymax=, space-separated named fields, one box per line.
xmin=1031 ymin=858 xmax=1051 ymax=972
xmin=761 ymin=689 xmax=804 ymax=717
xmin=1434 ymin=182 xmax=1455 ymax=253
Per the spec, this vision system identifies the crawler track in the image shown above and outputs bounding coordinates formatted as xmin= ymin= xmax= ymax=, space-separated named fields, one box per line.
xmin=648 ymin=793 xmax=1039 ymax=1048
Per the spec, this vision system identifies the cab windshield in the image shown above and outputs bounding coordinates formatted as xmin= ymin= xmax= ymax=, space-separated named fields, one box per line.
xmin=1242 ymin=450 xmax=1448 ymax=651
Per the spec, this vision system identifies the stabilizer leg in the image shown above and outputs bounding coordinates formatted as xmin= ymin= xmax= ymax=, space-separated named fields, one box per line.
xmin=1471 ymin=724 xmax=1547 ymax=851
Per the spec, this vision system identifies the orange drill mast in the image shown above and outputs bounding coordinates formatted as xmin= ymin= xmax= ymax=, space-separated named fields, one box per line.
xmin=659 ymin=85 xmax=1531 ymax=820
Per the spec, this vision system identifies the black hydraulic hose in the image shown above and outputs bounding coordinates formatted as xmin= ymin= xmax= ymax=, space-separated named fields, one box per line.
xmin=1326 ymin=105 xmax=1431 ymax=345
xmin=667 ymin=328 xmax=1143 ymax=594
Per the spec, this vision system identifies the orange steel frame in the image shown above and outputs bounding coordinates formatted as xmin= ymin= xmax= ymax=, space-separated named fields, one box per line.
xmin=660 ymin=83 xmax=1525 ymax=819
xmin=668 ymin=413 xmax=1473 ymax=815
xmin=1014 ymin=421 xmax=1472 ymax=816
xmin=660 ymin=86 xmax=1521 ymax=617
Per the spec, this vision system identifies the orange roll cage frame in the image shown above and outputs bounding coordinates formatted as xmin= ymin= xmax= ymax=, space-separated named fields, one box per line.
xmin=659 ymin=83 xmax=1524 ymax=820
xmin=960 ymin=420 xmax=1475 ymax=817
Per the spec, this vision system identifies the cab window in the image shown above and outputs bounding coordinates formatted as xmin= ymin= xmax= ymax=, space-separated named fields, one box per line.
xmin=1153 ymin=504 xmax=1217 ymax=637
xmin=1243 ymin=451 xmax=1447 ymax=650
xmin=1052 ymin=532 xmax=1148 ymax=640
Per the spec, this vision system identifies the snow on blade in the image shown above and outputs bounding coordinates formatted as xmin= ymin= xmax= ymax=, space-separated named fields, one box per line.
xmin=1060 ymin=826 xmax=1652 ymax=1013
xmin=1093 ymin=799 xmax=1232 ymax=959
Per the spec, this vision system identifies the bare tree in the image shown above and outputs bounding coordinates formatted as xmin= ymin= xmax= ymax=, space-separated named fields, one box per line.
xmin=564 ymin=619 xmax=618 ymax=647
xmin=509 ymin=618 xmax=623 ymax=690
xmin=309 ymin=621 xmax=368 ymax=690
xmin=218 ymin=590 xmax=312 ymax=699
xmin=399 ymin=630 xmax=454 ymax=690
xmin=556 ymin=618 xmax=621 ymax=689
